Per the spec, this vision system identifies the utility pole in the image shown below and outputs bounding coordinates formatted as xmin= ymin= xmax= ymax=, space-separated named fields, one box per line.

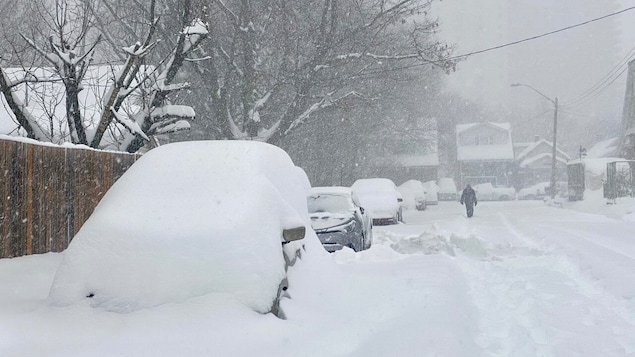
xmin=619 ymin=59 xmax=635 ymax=159
xmin=511 ymin=83 xmax=559 ymax=199
xmin=550 ymin=97 xmax=558 ymax=199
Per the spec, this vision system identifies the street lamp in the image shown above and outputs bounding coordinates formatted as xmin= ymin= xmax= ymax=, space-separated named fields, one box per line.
xmin=511 ymin=83 xmax=559 ymax=199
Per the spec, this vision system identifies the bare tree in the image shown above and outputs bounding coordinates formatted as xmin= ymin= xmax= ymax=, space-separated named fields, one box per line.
xmin=163 ymin=0 xmax=455 ymax=143
xmin=19 ymin=0 xmax=102 ymax=145
xmin=0 ymin=0 xmax=207 ymax=152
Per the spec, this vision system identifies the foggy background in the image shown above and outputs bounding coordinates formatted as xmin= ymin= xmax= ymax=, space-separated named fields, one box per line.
xmin=2 ymin=1 xmax=635 ymax=186
xmin=433 ymin=0 xmax=634 ymax=155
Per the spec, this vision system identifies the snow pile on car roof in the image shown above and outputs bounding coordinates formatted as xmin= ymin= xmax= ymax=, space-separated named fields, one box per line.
xmin=397 ymin=180 xmax=426 ymax=209
xmin=48 ymin=141 xmax=315 ymax=313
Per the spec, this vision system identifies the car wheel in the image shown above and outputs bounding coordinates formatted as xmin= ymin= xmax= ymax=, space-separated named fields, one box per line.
xmin=271 ymin=277 xmax=289 ymax=319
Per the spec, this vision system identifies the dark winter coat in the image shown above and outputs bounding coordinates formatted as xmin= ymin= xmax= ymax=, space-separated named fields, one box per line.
xmin=460 ymin=186 xmax=477 ymax=206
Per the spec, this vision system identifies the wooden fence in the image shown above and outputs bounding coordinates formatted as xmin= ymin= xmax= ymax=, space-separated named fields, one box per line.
xmin=0 ymin=138 xmax=140 ymax=258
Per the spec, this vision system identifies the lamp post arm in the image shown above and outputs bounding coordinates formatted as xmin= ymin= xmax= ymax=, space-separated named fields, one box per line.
xmin=511 ymin=83 xmax=556 ymax=105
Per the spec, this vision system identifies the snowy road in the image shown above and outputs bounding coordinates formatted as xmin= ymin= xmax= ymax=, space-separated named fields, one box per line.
xmin=374 ymin=200 xmax=635 ymax=356
xmin=2 ymin=199 xmax=635 ymax=356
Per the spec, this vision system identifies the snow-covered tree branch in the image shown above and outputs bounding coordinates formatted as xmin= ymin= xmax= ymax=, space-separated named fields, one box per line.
xmin=0 ymin=0 xmax=207 ymax=153
xmin=191 ymin=0 xmax=454 ymax=143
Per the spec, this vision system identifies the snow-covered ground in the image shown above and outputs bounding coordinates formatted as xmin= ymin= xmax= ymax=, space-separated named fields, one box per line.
xmin=2 ymin=193 xmax=635 ymax=356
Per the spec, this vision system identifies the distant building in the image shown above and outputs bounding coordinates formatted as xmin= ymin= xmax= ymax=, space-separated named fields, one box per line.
xmin=514 ymin=138 xmax=570 ymax=187
xmin=456 ymin=122 xmax=515 ymax=188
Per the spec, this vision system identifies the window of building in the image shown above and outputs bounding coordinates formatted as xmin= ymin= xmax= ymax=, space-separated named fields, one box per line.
xmin=475 ymin=135 xmax=493 ymax=145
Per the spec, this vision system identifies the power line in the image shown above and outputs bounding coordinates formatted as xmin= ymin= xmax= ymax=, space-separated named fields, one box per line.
xmin=561 ymin=46 xmax=635 ymax=108
xmin=448 ymin=6 xmax=635 ymax=61
xmin=558 ymin=108 xmax=622 ymax=121
xmin=561 ymin=65 xmax=629 ymax=108
xmin=345 ymin=7 xmax=635 ymax=79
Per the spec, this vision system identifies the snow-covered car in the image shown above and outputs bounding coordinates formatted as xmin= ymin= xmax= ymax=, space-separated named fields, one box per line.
xmin=517 ymin=181 xmax=550 ymax=200
xmin=423 ymin=180 xmax=439 ymax=205
xmin=437 ymin=177 xmax=458 ymax=201
xmin=307 ymin=187 xmax=373 ymax=252
xmin=473 ymin=182 xmax=517 ymax=201
xmin=398 ymin=180 xmax=427 ymax=211
xmin=48 ymin=141 xmax=324 ymax=319
xmin=351 ymin=178 xmax=403 ymax=225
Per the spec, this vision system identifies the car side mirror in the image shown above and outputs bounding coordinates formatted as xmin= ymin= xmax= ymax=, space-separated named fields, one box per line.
xmin=359 ymin=207 xmax=365 ymax=214
xmin=283 ymin=226 xmax=305 ymax=243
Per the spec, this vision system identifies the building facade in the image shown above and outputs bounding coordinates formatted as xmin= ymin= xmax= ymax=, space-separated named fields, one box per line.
xmin=456 ymin=122 xmax=515 ymax=188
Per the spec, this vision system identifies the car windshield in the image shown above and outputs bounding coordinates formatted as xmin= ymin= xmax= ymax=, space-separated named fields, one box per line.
xmin=307 ymin=194 xmax=354 ymax=213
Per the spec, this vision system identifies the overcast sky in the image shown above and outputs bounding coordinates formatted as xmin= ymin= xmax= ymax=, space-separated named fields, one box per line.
xmin=433 ymin=0 xmax=635 ymax=137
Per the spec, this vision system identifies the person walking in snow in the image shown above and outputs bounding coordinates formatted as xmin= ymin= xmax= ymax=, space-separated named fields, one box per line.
xmin=460 ymin=184 xmax=477 ymax=218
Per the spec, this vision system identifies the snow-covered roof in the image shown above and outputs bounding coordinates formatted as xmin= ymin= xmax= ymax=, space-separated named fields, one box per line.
xmin=456 ymin=122 xmax=511 ymax=134
xmin=516 ymin=139 xmax=571 ymax=162
xmin=519 ymin=152 xmax=569 ymax=168
xmin=586 ymin=137 xmax=618 ymax=158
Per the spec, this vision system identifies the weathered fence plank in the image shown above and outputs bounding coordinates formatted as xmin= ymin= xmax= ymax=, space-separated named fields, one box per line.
xmin=0 ymin=138 xmax=140 ymax=258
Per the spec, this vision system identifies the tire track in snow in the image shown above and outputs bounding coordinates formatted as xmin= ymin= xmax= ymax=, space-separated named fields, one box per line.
xmin=502 ymin=213 xmax=635 ymax=311
xmin=453 ymin=210 xmax=635 ymax=356
xmin=379 ymin=204 xmax=635 ymax=355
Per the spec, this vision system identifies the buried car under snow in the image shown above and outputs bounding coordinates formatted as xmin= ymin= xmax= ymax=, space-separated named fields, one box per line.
xmin=397 ymin=180 xmax=428 ymax=211
xmin=307 ymin=187 xmax=373 ymax=252
xmin=47 ymin=141 xmax=324 ymax=319
xmin=351 ymin=178 xmax=403 ymax=225
xmin=517 ymin=181 xmax=551 ymax=200
xmin=473 ymin=182 xmax=517 ymax=201
xmin=437 ymin=177 xmax=458 ymax=201
xmin=423 ymin=180 xmax=439 ymax=205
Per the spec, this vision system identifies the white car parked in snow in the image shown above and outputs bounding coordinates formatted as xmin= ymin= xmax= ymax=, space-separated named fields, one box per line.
xmin=517 ymin=182 xmax=551 ymax=200
xmin=473 ymin=182 xmax=516 ymax=201
xmin=351 ymin=178 xmax=403 ymax=225
xmin=398 ymin=180 xmax=427 ymax=211
xmin=423 ymin=180 xmax=439 ymax=205
xmin=437 ymin=177 xmax=458 ymax=201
